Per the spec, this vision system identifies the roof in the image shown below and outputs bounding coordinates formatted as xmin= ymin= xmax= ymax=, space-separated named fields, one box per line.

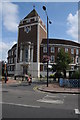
xmin=41 ymin=38 xmax=80 ymax=47
xmin=23 ymin=9 xmax=39 ymax=20
xmin=8 ymin=43 xmax=17 ymax=53
xmin=12 ymin=43 xmax=17 ymax=49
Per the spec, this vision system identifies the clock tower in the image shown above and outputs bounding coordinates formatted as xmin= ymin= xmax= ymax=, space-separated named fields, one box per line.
xmin=15 ymin=8 xmax=47 ymax=77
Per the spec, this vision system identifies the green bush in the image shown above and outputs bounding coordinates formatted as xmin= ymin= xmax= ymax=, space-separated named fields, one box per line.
xmin=70 ymin=70 xmax=80 ymax=79
xmin=55 ymin=72 xmax=63 ymax=78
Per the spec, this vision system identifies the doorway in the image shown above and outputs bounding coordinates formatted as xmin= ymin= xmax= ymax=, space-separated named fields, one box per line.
xmin=23 ymin=66 xmax=28 ymax=75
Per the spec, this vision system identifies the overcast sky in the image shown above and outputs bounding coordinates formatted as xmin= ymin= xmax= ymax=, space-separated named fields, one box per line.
xmin=0 ymin=0 xmax=80 ymax=61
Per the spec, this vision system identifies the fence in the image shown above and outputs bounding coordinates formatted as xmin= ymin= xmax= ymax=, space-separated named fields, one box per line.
xmin=59 ymin=78 xmax=80 ymax=88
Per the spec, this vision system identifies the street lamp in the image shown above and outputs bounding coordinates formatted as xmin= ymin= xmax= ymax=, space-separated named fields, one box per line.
xmin=43 ymin=6 xmax=52 ymax=87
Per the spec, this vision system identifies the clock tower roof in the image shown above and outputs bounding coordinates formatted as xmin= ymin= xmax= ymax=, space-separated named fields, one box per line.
xmin=23 ymin=9 xmax=39 ymax=20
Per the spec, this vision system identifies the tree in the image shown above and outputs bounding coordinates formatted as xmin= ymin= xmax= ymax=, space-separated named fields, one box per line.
xmin=55 ymin=48 xmax=72 ymax=78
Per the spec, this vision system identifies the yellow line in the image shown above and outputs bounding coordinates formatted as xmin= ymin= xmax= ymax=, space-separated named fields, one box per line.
xmin=33 ymin=86 xmax=46 ymax=93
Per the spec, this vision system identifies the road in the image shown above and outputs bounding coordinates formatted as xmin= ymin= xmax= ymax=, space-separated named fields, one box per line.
xmin=1 ymin=82 xmax=80 ymax=119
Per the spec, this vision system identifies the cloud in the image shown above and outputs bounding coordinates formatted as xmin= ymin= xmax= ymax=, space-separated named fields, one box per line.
xmin=67 ymin=11 xmax=78 ymax=42
xmin=2 ymin=2 xmax=19 ymax=32
xmin=0 ymin=40 xmax=17 ymax=61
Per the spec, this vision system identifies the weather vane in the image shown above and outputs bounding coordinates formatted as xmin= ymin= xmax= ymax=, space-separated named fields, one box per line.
xmin=33 ymin=4 xmax=35 ymax=10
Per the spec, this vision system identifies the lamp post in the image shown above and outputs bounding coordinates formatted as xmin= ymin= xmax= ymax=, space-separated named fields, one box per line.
xmin=43 ymin=6 xmax=52 ymax=87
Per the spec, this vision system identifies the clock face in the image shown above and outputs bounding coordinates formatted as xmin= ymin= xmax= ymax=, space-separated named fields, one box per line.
xmin=24 ymin=26 xmax=31 ymax=33
xmin=26 ymin=27 xmax=29 ymax=33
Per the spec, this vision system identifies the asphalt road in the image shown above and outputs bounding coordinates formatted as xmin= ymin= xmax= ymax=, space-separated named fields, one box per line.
xmin=1 ymin=82 xmax=80 ymax=119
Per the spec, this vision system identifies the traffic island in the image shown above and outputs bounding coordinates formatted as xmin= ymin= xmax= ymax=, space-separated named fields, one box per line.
xmin=37 ymin=83 xmax=80 ymax=94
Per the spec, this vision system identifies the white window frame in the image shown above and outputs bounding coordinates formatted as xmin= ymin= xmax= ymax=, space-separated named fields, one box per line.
xmin=58 ymin=48 xmax=60 ymax=52
xmin=51 ymin=46 xmax=54 ymax=53
xmin=43 ymin=46 xmax=47 ymax=53
xmin=26 ymin=19 xmax=30 ymax=23
xmin=65 ymin=48 xmax=68 ymax=52
xmin=76 ymin=49 xmax=79 ymax=55
xmin=71 ymin=48 xmax=74 ymax=54
xmin=51 ymin=56 xmax=54 ymax=62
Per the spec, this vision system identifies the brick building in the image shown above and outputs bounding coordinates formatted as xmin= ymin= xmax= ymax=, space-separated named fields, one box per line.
xmin=7 ymin=9 xmax=80 ymax=77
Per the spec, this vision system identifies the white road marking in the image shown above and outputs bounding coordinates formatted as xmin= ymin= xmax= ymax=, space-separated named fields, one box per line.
xmin=75 ymin=109 xmax=80 ymax=115
xmin=61 ymin=94 xmax=76 ymax=96
xmin=37 ymin=95 xmax=64 ymax=104
xmin=37 ymin=99 xmax=64 ymax=104
xmin=0 ymin=102 xmax=40 ymax=108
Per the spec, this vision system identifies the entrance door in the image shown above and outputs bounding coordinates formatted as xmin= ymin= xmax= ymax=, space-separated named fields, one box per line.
xmin=23 ymin=66 xmax=28 ymax=75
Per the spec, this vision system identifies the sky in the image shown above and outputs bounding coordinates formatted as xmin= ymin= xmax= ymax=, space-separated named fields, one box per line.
xmin=0 ymin=1 xmax=80 ymax=61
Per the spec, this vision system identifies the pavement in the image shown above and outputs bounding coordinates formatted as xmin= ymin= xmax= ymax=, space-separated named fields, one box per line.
xmin=2 ymin=78 xmax=80 ymax=94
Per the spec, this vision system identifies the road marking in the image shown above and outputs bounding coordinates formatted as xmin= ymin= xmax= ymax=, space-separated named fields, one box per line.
xmin=33 ymin=86 xmax=46 ymax=93
xmin=37 ymin=95 xmax=64 ymax=104
xmin=61 ymin=94 xmax=76 ymax=96
xmin=75 ymin=109 xmax=80 ymax=115
xmin=0 ymin=102 xmax=40 ymax=108
xmin=37 ymin=99 xmax=63 ymax=104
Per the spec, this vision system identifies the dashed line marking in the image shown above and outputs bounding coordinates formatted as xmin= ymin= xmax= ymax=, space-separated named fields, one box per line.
xmin=0 ymin=102 xmax=40 ymax=108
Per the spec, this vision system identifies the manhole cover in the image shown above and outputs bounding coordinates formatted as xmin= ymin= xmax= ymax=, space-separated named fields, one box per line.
xmin=18 ymin=96 xmax=22 ymax=98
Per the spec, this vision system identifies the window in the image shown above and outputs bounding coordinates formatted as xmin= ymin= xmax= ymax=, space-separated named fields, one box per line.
xmin=25 ymin=49 xmax=28 ymax=62
xmin=43 ymin=64 xmax=47 ymax=71
xmin=26 ymin=19 xmax=30 ymax=23
xmin=12 ymin=51 xmax=13 ymax=55
xmin=51 ymin=56 xmax=54 ymax=62
xmin=8 ymin=66 xmax=10 ymax=71
xmin=58 ymin=48 xmax=60 ymax=52
xmin=8 ymin=51 xmax=11 ymax=56
xmin=11 ymin=58 xmax=13 ymax=63
xmin=31 ymin=18 xmax=35 ymax=22
xmin=71 ymin=48 xmax=74 ymax=54
xmin=51 ymin=46 xmax=54 ymax=53
xmin=76 ymin=49 xmax=79 ymax=55
xmin=72 ymin=57 xmax=74 ymax=63
xmin=43 ymin=46 xmax=47 ymax=53
xmin=65 ymin=48 xmax=68 ymax=52
xmin=9 ymin=58 xmax=11 ymax=64
xmin=76 ymin=56 xmax=78 ymax=63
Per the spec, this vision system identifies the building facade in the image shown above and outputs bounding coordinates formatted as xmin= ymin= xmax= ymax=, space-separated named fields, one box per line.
xmin=7 ymin=44 xmax=17 ymax=76
xmin=7 ymin=9 xmax=80 ymax=77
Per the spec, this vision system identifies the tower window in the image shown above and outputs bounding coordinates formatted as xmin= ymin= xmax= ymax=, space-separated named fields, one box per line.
xmin=25 ymin=49 xmax=28 ymax=62
xmin=26 ymin=19 xmax=30 ymax=23
xmin=31 ymin=18 xmax=35 ymax=22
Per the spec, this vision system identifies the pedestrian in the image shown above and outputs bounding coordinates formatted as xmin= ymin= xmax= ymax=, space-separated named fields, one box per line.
xmin=5 ymin=72 xmax=7 ymax=83
xmin=28 ymin=74 xmax=32 ymax=85
xmin=29 ymin=74 xmax=32 ymax=82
